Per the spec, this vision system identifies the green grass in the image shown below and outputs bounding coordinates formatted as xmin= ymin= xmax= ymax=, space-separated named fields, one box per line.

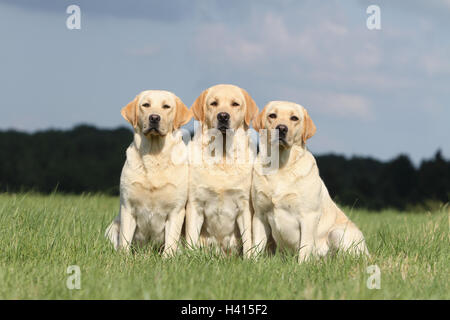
xmin=0 ymin=193 xmax=448 ymax=299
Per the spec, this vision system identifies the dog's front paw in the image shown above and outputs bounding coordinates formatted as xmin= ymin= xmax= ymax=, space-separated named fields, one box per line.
xmin=298 ymin=249 xmax=315 ymax=264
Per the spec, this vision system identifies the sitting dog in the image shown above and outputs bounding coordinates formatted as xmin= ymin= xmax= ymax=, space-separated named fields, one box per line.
xmin=251 ymin=101 xmax=369 ymax=263
xmin=185 ymin=84 xmax=259 ymax=257
xmin=105 ymin=90 xmax=192 ymax=257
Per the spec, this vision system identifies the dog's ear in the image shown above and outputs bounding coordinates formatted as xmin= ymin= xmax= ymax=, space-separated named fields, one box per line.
xmin=302 ymin=108 xmax=316 ymax=144
xmin=173 ymin=96 xmax=193 ymax=130
xmin=121 ymin=95 xmax=139 ymax=128
xmin=252 ymin=104 xmax=267 ymax=132
xmin=191 ymin=89 xmax=208 ymax=122
xmin=241 ymin=88 xmax=259 ymax=126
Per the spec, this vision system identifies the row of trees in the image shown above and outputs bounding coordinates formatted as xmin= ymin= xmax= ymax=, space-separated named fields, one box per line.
xmin=316 ymin=152 xmax=448 ymax=210
xmin=0 ymin=125 xmax=448 ymax=211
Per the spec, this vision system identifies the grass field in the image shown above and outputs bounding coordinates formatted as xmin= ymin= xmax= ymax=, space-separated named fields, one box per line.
xmin=0 ymin=193 xmax=448 ymax=299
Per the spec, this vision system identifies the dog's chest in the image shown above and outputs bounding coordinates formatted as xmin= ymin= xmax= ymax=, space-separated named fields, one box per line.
xmin=253 ymin=166 xmax=321 ymax=214
xmin=124 ymin=161 xmax=187 ymax=217
xmin=192 ymin=164 xmax=251 ymax=203
xmin=191 ymin=165 xmax=251 ymax=233
xmin=128 ymin=168 xmax=186 ymax=243
xmin=129 ymin=181 xmax=174 ymax=215
xmin=253 ymin=169 xmax=297 ymax=209
xmin=252 ymin=172 xmax=303 ymax=249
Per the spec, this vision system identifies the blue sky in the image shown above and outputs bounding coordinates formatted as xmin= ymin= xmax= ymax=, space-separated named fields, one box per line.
xmin=0 ymin=0 xmax=449 ymax=164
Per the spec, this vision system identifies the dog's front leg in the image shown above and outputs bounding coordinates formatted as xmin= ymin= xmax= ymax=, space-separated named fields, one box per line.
xmin=105 ymin=215 xmax=120 ymax=250
xmin=119 ymin=204 xmax=136 ymax=252
xmin=251 ymin=210 xmax=271 ymax=258
xmin=185 ymin=200 xmax=203 ymax=249
xmin=163 ymin=207 xmax=186 ymax=258
xmin=298 ymin=211 xmax=321 ymax=263
xmin=237 ymin=204 xmax=252 ymax=258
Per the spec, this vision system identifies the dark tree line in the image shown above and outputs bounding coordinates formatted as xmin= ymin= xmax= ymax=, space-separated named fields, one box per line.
xmin=316 ymin=152 xmax=449 ymax=210
xmin=0 ymin=125 xmax=448 ymax=211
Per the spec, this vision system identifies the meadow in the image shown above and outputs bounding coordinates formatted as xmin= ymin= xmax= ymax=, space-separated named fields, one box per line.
xmin=0 ymin=193 xmax=448 ymax=299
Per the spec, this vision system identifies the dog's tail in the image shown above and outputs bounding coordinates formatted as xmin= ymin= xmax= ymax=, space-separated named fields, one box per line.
xmin=105 ymin=218 xmax=120 ymax=250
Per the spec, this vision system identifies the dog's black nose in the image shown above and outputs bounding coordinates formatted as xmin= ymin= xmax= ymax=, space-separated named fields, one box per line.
xmin=149 ymin=114 xmax=161 ymax=123
xmin=217 ymin=112 xmax=230 ymax=122
xmin=276 ymin=124 xmax=288 ymax=136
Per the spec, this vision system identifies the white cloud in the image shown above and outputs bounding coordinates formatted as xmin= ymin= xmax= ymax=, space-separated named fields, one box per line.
xmin=191 ymin=5 xmax=450 ymax=101
xmin=321 ymin=93 xmax=374 ymax=120
xmin=422 ymin=51 xmax=450 ymax=76
xmin=281 ymin=89 xmax=374 ymax=121
xmin=202 ymin=12 xmax=352 ymax=66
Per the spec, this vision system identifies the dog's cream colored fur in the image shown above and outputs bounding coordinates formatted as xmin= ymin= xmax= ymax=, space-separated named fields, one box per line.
xmin=185 ymin=84 xmax=258 ymax=257
xmin=105 ymin=90 xmax=192 ymax=257
xmin=251 ymin=101 xmax=369 ymax=263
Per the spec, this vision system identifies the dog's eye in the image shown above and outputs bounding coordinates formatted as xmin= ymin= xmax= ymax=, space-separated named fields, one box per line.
xmin=162 ymin=104 xmax=171 ymax=109
xmin=231 ymin=102 xmax=240 ymax=107
xmin=142 ymin=103 xmax=150 ymax=108
xmin=210 ymin=101 xmax=218 ymax=106
xmin=290 ymin=116 xmax=299 ymax=121
xmin=268 ymin=113 xmax=277 ymax=119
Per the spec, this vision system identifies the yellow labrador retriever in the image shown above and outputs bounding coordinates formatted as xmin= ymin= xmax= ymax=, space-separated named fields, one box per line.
xmin=185 ymin=84 xmax=259 ymax=257
xmin=251 ymin=101 xmax=369 ymax=263
xmin=105 ymin=90 xmax=192 ymax=257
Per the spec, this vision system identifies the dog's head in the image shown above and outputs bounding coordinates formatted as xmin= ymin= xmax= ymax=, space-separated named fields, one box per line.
xmin=191 ymin=84 xmax=258 ymax=133
xmin=121 ymin=90 xmax=192 ymax=136
xmin=253 ymin=101 xmax=316 ymax=148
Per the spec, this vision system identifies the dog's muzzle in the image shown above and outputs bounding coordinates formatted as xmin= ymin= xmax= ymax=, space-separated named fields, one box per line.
xmin=144 ymin=114 xmax=162 ymax=135
xmin=217 ymin=112 xmax=230 ymax=134
xmin=276 ymin=124 xmax=288 ymax=145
